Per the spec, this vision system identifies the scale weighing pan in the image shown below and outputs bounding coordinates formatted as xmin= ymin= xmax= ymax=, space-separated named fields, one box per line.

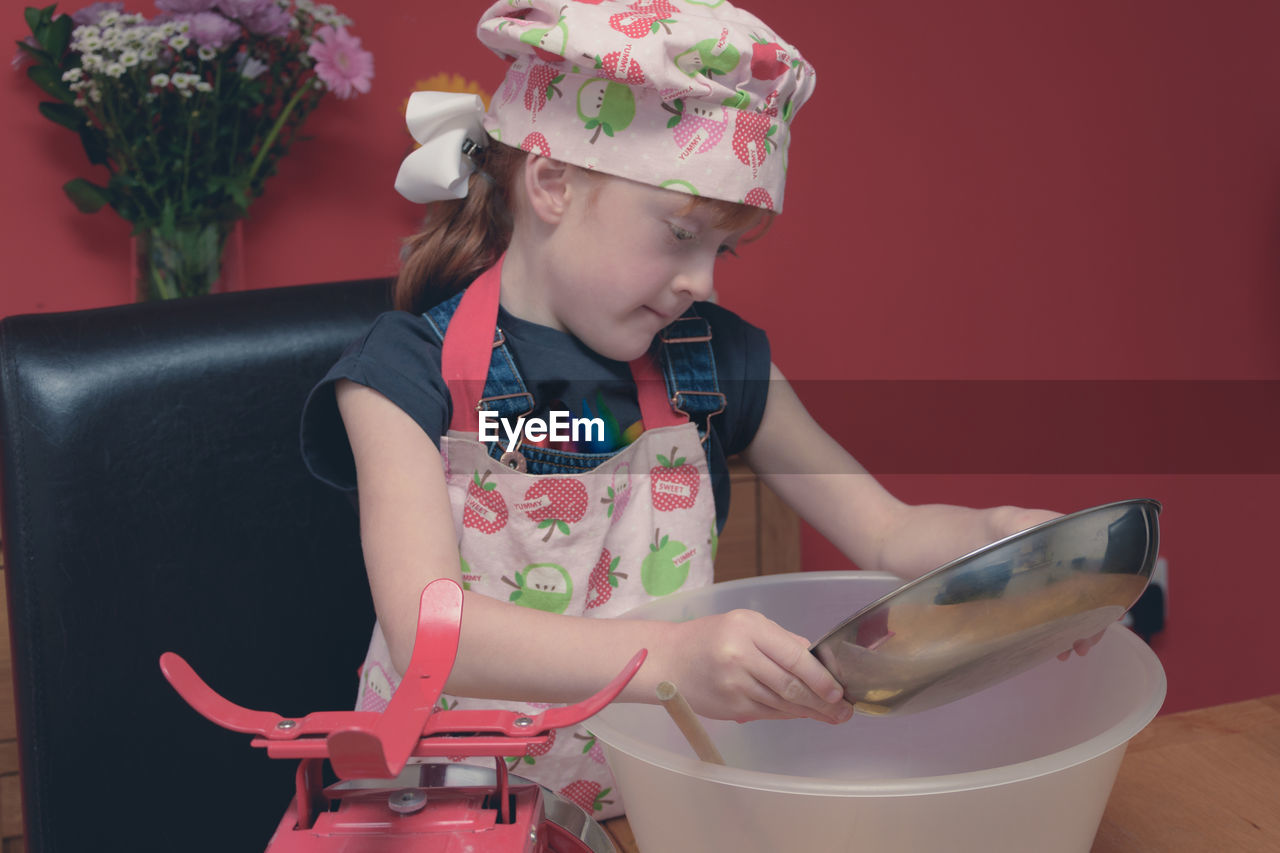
xmin=811 ymin=498 xmax=1161 ymax=716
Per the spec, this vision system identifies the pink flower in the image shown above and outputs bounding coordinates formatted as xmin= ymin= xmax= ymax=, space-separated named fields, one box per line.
xmin=307 ymin=26 xmax=373 ymax=100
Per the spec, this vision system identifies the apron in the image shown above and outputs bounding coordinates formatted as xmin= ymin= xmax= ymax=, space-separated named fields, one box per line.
xmin=356 ymin=256 xmax=722 ymax=819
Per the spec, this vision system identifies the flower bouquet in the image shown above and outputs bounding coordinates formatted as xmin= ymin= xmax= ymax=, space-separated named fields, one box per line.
xmin=17 ymin=1 xmax=374 ymax=299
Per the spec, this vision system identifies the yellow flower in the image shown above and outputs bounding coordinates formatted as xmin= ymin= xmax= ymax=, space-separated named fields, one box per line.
xmin=402 ymin=74 xmax=492 ymax=149
xmin=405 ymin=72 xmax=492 ymax=113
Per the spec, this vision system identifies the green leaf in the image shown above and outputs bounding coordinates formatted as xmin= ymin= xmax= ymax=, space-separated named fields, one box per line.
xmin=78 ymin=127 xmax=109 ymax=166
xmin=38 ymin=101 xmax=83 ymax=132
xmin=44 ymin=12 xmax=71 ymax=59
xmin=656 ymin=454 xmax=670 ymax=467
xmin=26 ymin=64 xmax=72 ymax=103
xmin=15 ymin=40 xmax=51 ymax=65
xmin=24 ymin=6 xmax=50 ymax=34
xmin=667 ymin=116 xmax=680 ymax=129
xmin=556 ymin=520 xmax=569 ymax=535
xmin=62 ymin=178 xmax=111 ymax=213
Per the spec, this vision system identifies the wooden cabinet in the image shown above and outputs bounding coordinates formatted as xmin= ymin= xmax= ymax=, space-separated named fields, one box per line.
xmin=715 ymin=458 xmax=801 ymax=582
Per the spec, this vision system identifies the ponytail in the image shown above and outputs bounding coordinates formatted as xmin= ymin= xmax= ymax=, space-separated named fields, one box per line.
xmin=394 ymin=141 xmax=525 ymax=314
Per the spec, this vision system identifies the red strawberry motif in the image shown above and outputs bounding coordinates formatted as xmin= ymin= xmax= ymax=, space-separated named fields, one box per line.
xmin=585 ymin=548 xmax=627 ymax=610
xmin=524 ymin=63 xmax=565 ymax=118
xmin=609 ymin=1 xmax=679 ymax=38
xmin=744 ymin=187 xmax=774 ymax=210
xmin=559 ymin=780 xmax=613 ymax=814
xmin=508 ymin=728 xmax=557 ymax=769
xmin=595 ymin=46 xmax=645 ymax=85
xmin=732 ymin=111 xmax=777 ymax=176
xmin=519 ymin=478 xmax=588 ymax=540
xmin=634 ymin=0 xmax=680 ymax=15
xmin=650 ymin=446 xmax=699 ymax=511
xmin=463 ymin=470 xmax=507 ymax=534
xmin=522 ymin=131 xmax=552 ymax=156
xmin=575 ymin=731 xmax=608 ymax=764
xmin=663 ymin=99 xmax=728 ymax=156
xmin=749 ymin=33 xmax=791 ymax=80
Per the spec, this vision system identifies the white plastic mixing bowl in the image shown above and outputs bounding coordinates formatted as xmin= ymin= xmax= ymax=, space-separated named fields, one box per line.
xmin=590 ymin=572 xmax=1166 ymax=853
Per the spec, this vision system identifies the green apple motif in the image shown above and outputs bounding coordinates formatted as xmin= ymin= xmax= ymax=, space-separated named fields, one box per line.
xmin=660 ymin=179 xmax=700 ymax=195
xmin=674 ymin=37 xmax=741 ymax=78
xmin=506 ymin=562 xmax=574 ymax=613
xmin=641 ymin=529 xmax=693 ymax=596
xmin=577 ymin=79 xmax=635 ymax=143
xmin=519 ymin=13 xmax=569 ymax=60
xmin=709 ymin=519 xmax=719 ymax=561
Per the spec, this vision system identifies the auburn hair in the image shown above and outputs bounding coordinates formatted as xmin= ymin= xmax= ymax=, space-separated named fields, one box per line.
xmin=394 ymin=142 xmax=773 ymax=314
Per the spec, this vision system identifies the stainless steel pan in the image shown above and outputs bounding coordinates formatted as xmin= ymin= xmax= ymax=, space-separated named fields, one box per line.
xmin=811 ymin=499 xmax=1161 ymax=716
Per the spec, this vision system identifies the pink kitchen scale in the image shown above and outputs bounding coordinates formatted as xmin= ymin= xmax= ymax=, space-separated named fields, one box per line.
xmin=161 ymin=578 xmax=643 ymax=852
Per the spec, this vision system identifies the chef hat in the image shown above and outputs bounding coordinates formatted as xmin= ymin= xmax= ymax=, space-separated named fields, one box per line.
xmin=395 ymin=0 xmax=816 ymax=213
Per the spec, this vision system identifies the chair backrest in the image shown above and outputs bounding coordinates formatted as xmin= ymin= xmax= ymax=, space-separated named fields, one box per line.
xmin=0 ymin=280 xmax=392 ymax=852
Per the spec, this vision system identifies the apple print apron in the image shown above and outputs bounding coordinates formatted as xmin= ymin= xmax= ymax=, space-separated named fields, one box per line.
xmin=355 ymin=257 xmax=722 ymax=819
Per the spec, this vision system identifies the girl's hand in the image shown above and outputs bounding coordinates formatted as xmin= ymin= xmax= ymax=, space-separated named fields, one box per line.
xmin=656 ymin=610 xmax=855 ymax=725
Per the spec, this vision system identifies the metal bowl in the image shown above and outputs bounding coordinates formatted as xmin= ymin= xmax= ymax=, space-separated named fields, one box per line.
xmin=811 ymin=498 xmax=1161 ymax=716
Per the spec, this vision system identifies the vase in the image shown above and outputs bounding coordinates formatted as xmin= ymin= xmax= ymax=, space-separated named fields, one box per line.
xmin=131 ymin=219 xmax=244 ymax=301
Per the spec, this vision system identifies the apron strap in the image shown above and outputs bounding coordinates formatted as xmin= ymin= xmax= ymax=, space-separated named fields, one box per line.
xmin=629 ymin=350 xmax=687 ymax=430
xmin=440 ymin=259 xmax=504 ymax=434
xmin=439 ymin=256 xmax=687 ymax=434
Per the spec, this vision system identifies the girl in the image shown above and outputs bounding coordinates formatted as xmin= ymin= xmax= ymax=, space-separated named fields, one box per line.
xmin=301 ymin=0 xmax=1062 ymax=818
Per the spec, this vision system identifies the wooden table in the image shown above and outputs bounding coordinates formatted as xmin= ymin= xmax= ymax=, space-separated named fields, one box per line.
xmin=601 ymin=694 xmax=1280 ymax=852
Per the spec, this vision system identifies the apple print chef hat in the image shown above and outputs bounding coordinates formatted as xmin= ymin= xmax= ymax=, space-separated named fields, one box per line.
xmin=395 ymin=0 xmax=816 ymax=213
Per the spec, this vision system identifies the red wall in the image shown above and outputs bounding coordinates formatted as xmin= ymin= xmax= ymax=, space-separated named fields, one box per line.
xmin=3 ymin=1 xmax=1278 ymax=714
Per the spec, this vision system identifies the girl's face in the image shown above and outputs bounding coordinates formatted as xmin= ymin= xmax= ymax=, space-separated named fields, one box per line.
xmin=539 ymin=172 xmax=755 ymax=362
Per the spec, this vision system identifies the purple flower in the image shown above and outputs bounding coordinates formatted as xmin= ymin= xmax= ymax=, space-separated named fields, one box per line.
xmin=11 ymin=35 xmax=39 ymax=71
xmin=307 ymin=26 xmax=373 ymax=100
xmin=217 ymin=0 xmax=291 ymax=37
xmin=243 ymin=6 xmax=291 ymax=37
xmin=71 ymin=2 xmax=125 ymax=27
xmin=216 ymin=0 xmax=274 ymax=16
xmin=155 ymin=0 xmax=219 ymax=12
xmin=181 ymin=11 xmax=241 ymax=49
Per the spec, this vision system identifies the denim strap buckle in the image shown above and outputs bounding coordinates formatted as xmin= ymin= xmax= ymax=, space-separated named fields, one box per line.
xmin=476 ymin=391 xmax=535 ymax=416
xmin=670 ymin=390 xmax=727 ymax=421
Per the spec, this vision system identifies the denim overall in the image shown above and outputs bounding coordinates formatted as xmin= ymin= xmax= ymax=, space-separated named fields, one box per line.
xmin=355 ymin=257 xmax=722 ymax=819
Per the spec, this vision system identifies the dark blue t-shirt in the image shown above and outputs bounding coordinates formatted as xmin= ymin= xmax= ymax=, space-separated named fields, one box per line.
xmin=301 ymin=300 xmax=771 ymax=530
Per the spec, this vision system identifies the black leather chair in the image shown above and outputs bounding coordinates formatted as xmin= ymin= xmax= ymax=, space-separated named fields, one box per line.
xmin=0 ymin=280 xmax=392 ymax=852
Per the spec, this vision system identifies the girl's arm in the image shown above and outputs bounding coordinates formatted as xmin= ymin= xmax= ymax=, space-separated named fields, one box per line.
xmin=741 ymin=364 xmax=1058 ymax=579
xmin=336 ymin=379 xmax=855 ymax=724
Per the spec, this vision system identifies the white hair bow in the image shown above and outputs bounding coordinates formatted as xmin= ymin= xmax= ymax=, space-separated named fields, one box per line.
xmin=394 ymin=92 xmax=488 ymax=204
